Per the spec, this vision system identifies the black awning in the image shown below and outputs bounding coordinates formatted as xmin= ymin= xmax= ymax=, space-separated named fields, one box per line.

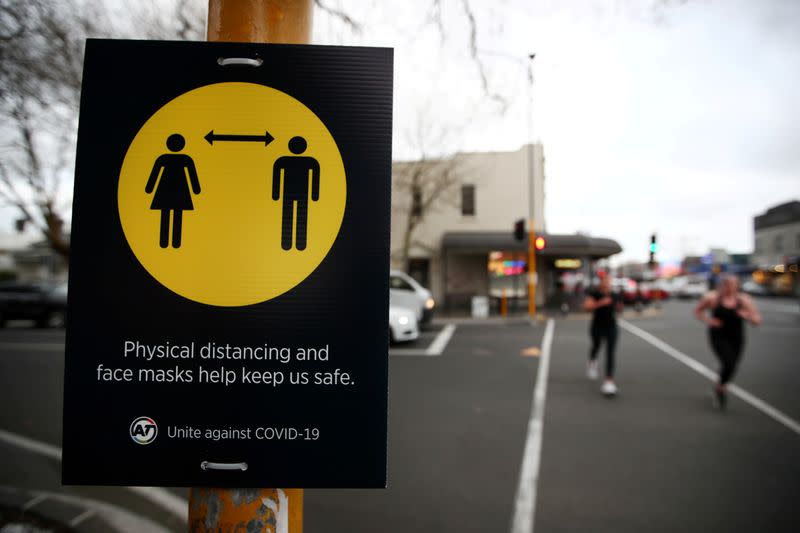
xmin=442 ymin=231 xmax=622 ymax=259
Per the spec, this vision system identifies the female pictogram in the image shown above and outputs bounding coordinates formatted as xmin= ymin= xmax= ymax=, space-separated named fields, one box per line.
xmin=144 ymin=134 xmax=201 ymax=248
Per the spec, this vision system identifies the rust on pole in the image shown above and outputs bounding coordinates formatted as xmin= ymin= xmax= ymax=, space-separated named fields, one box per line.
xmin=188 ymin=1 xmax=313 ymax=531
xmin=189 ymin=488 xmax=303 ymax=532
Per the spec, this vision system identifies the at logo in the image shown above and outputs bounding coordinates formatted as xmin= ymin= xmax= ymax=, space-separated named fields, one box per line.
xmin=130 ymin=416 xmax=158 ymax=445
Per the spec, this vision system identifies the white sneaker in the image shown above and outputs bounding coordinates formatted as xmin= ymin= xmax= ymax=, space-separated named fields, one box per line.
xmin=587 ymin=361 xmax=599 ymax=380
xmin=601 ymin=381 xmax=618 ymax=396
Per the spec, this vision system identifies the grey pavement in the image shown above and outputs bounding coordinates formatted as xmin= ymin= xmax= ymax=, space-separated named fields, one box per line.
xmin=536 ymin=301 xmax=799 ymax=533
xmin=1 ymin=299 xmax=798 ymax=532
xmin=307 ymin=321 xmax=544 ymax=532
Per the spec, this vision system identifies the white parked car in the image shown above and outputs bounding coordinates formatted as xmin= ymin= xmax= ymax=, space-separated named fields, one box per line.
xmin=389 ymin=304 xmax=419 ymax=343
xmin=390 ymin=270 xmax=435 ymax=325
xmin=675 ymin=277 xmax=707 ymax=299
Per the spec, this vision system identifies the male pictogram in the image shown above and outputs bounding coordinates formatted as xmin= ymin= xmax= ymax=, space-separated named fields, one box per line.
xmin=272 ymin=136 xmax=320 ymax=250
xmin=144 ymin=133 xmax=201 ymax=248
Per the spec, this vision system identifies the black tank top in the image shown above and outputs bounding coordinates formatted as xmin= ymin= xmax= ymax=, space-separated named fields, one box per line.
xmin=711 ymin=296 xmax=743 ymax=338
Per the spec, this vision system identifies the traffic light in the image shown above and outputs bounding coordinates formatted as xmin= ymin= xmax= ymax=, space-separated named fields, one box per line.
xmin=534 ymin=236 xmax=546 ymax=251
xmin=648 ymin=234 xmax=657 ymax=266
xmin=513 ymin=219 xmax=526 ymax=241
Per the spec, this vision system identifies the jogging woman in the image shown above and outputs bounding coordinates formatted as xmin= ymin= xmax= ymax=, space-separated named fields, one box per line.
xmin=694 ymin=275 xmax=761 ymax=409
xmin=583 ymin=275 xmax=624 ymax=396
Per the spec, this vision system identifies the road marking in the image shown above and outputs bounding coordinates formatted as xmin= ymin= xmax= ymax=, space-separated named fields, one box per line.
xmin=390 ymin=324 xmax=456 ymax=356
xmin=22 ymin=493 xmax=48 ymax=510
xmin=426 ymin=324 xmax=456 ymax=355
xmin=619 ymin=319 xmax=800 ymax=436
xmin=520 ymin=346 xmax=541 ymax=357
xmin=0 ymin=428 xmax=188 ymax=521
xmin=2 ymin=489 xmax=174 ymax=533
xmin=511 ymin=318 xmax=555 ymax=533
xmin=0 ymin=428 xmax=62 ymax=460
xmin=69 ymin=508 xmax=96 ymax=527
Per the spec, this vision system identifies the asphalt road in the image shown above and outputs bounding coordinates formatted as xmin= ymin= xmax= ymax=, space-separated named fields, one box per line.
xmin=0 ymin=297 xmax=797 ymax=532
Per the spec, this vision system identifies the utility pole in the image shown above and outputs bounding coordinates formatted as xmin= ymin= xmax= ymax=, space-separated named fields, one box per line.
xmin=527 ymin=53 xmax=537 ymax=318
xmin=187 ymin=1 xmax=311 ymax=531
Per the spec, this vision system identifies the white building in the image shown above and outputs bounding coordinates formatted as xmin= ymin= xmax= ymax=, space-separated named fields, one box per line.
xmin=391 ymin=143 xmax=621 ymax=312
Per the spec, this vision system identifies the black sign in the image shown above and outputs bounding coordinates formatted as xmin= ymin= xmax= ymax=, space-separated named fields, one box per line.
xmin=62 ymin=39 xmax=392 ymax=488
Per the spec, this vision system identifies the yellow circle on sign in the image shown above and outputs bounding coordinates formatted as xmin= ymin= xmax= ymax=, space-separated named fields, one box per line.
xmin=118 ymin=82 xmax=346 ymax=307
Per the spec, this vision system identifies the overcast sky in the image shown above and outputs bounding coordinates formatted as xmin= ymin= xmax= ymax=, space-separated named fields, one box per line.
xmin=4 ymin=0 xmax=799 ymax=266
xmin=315 ymin=0 xmax=800 ymax=265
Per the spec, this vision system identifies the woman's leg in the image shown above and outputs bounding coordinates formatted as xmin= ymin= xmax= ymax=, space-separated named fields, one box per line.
xmin=159 ymin=210 xmax=170 ymax=248
xmin=718 ymin=335 xmax=744 ymax=385
xmin=605 ymin=327 xmax=618 ymax=380
xmin=709 ymin=332 xmax=737 ymax=408
xmin=172 ymin=209 xmax=183 ymax=248
xmin=589 ymin=330 xmax=602 ymax=363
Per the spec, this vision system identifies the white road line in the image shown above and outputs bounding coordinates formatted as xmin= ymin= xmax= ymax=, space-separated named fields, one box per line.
xmin=126 ymin=486 xmax=188 ymax=520
xmin=426 ymin=324 xmax=456 ymax=355
xmin=22 ymin=493 xmax=48 ymax=510
xmin=0 ymin=428 xmax=188 ymax=521
xmin=18 ymin=489 xmax=174 ymax=533
xmin=390 ymin=324 xmax=457 ymax=357
xmin=0 ymin=428 xmax=62 ymax=460
xmin=510 ymin=318 xmax=555 ymax=533
xmin=69 ymin=508 xmax=96 ymax=527
xmin=619 ymin=319 xmax=800 ymax=436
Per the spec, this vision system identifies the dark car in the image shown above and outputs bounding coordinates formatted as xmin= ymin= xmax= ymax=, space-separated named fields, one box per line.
xmin=0 ymin=281 xmax=67 ymax=328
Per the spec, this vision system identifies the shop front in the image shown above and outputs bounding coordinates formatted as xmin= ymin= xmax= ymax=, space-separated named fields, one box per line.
xmin=441 ymin=231 xmax=622 ymax=313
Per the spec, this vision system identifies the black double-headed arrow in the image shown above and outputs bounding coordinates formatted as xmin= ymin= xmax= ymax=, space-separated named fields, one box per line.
xmin=204 ymin=130 xmax=274 ymax=146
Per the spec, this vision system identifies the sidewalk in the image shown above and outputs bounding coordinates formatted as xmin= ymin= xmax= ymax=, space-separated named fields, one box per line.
xmin=433 ymin=306 xmax=663 ymax=324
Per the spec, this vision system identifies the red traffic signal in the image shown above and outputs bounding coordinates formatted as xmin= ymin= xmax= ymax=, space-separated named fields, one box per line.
xmin=534 ymin=236 xmax=546 ymax=250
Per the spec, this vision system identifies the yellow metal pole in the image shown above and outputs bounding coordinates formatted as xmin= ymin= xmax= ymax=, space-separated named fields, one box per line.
xmin=188 ymin=1 xmax=312 ymax=531
xmin=528 ymin=220 xmax=537 ymax=317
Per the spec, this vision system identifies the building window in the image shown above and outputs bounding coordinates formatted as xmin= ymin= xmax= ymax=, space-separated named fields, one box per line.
xmin=775 ymin=235 xmax=783 ymax=252
xmin=461 ymin=184 xmax=475 ymax=216
xmin=411 ymin=186 xmax=422 ymax=217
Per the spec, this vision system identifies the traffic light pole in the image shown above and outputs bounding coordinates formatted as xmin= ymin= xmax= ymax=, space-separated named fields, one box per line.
xmin=526 ymin=54 xmax=537 ymax=318
xmin=528 ymin=218 xmax=537 ymax=317
xmin=187 ymin=1 xmax=311 ymax=531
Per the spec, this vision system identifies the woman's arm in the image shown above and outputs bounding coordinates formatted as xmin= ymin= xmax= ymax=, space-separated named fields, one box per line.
xmin=738 ymin=295 xmax=762 ymax=326
xmin=694 ymin=293 xmax=721 ymax=327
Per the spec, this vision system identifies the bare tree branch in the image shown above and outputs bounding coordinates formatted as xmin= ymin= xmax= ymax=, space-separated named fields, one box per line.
xmin=314 ymin=0 xmax=362 ymax=34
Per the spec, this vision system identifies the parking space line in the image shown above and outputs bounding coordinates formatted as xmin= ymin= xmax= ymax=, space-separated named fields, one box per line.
xmin=0 ymin=427 xmax=188 ymax=521
xmin=390 ymin=324 xmax=457 ymax=357
xmin=510 ymin=318 xmax=555 ymax=533
xmin=69 ymin=508 xmax=96 ymax=527
xmin=22 ymin=493 xmax=48 ymax=510
xmin=426 ymin=324 xmax=456 ymax=355
xmin=620 ymin=319 xmax=800 ymax=436
xmin=0 ymin=428 xmax=62 ymax=460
